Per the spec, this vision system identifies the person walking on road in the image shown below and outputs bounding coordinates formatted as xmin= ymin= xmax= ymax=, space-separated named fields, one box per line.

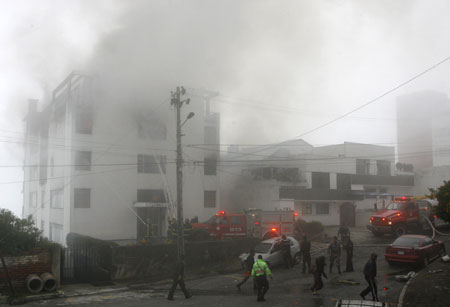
xmin=237 ymin=249 xmax=256 ymax=291
xmin=167 ymin=255 xmax=192 ymax=301
xmin=251 ymin=255 xmax=272 ymax=302
xmin=328 ymin=236 xmax=341 ymax=274
xmin=310 ymin=256 xmax=327 ymax=295
xmin=343 ymin=236 xmax=354 ymax=272
xmin=279 ymin=235 xmax=293 ymax=268
xmin=300 ymin=235 xmax=311 ymax=273
xmin=360 ymin=253 xmax=378 ymax=301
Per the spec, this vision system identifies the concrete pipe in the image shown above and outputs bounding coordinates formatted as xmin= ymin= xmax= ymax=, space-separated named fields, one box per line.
xmin=26 ymin=274 xmax=43 ymax=294
xmin=40 ymin=272 xmax=57 ymax=291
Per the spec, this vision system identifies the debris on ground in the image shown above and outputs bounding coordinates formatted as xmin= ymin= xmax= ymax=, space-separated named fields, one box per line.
xmin=335 ymin=299 xmax=385 ymax=306
xmin=427 ymin=269 xmax=443 ymax=274
xmin=441 ymin=255 xmax=450 ymax=262
xmin=337 ymin=279 xmax=360 ymax=285
xmin=395 ymin=271 xmax=416 ymax=282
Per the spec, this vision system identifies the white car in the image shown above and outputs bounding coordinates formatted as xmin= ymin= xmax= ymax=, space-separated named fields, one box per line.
xmin=239 ymin=236 xmax=301 ymax=268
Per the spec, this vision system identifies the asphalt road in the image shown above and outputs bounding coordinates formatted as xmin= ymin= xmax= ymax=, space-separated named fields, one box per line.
xmin=19 ymin=230 xmax=450 ymax=307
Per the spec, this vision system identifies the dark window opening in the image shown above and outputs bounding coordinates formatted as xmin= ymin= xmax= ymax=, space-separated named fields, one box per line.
xmin=75 ymin=151 xmax=91 ymax=171
xmin=204 ymin=158 xmax=217 ymax=175
xmin=312 ymin=172 xmax=330 ymax=189
xmin=137 ymin=154 xmax=166 ymax=174
xmin=376 ymin=160 xmax=391 ymax=176
xmin=74 ymin=188 xmax=91 ymax=208
xmin=204 ymin=191 xmax=216 ymax=208
xmin=316 ymin=203 xmax=329 ymax=215
xmin=337 ymin=173 xmax=351 ymax=190
xmin=356 ymin=159 xmax=370 ymax=175
xmin=137 ymin=189 xmax=166 ymax=203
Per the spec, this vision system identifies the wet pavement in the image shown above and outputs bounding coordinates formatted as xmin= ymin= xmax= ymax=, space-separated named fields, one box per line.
xmin=8 ymin=227 xmax=450 ymax=307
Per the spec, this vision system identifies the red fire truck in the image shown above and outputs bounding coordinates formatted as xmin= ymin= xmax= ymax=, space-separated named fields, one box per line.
xmin=367 ymin=196 xmax=435 ymax=237
xmin=190 ymin=209 xmax=297 ymax=241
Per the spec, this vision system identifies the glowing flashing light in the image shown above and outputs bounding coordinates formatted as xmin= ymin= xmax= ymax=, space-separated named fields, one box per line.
xmin=271 ymin=228 xmax=277 ymax=232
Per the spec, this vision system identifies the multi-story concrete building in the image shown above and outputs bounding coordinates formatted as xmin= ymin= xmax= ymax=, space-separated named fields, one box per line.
xmin=396 ymin=90 xmax=450 ymax=170
xmin=23 ymin=72 xmax=220 ymax=245
xmin=220 ymin=142 xmax=414 ymax=227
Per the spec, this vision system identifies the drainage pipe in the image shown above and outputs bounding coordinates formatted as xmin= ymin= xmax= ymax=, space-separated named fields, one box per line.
xmin=25 ymin=274 xmax=43 ymax=294
xmin=40 ymin=272 xmax=57 ymax=291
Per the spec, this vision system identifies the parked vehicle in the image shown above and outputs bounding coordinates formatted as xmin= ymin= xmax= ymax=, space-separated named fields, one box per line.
xmin=385 ymin=234 xmax=446 ymax=266
xmin=239 ymin=236 xmax=301 ymax=268
xmin=367 ymin=196 xmax=436 ymax=237
xmin=191 ymin=209 xmax=297 ymax=241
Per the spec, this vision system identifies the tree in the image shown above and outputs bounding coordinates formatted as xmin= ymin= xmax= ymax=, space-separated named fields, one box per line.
xmin=0 ymin=209 xmax=53 ymax=255
xmin=428 ymin=180 xmax=450 ymax=223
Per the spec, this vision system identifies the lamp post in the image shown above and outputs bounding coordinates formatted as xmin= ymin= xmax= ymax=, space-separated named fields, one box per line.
xmin=170 ymin=87 xmax=194 ymax=260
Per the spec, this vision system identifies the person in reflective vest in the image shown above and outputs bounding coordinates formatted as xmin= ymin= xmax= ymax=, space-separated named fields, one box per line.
xmin=251 ymin=255 xmax=272 ymax=302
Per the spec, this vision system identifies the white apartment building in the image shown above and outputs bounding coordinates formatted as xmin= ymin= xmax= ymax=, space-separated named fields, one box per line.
xmin=220 ymin=142 xmax=415 ymax=227
xmin=23 ymin=72 xmax=220 ymax=245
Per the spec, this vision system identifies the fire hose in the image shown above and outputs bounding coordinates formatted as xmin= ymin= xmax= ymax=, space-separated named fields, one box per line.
xmin=423 ymin=216 xmax=450 ymax=239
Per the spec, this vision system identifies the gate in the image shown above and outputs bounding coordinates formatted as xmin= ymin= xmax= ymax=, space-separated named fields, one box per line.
xmin=61 ymin=238 xmax=112 ymax=284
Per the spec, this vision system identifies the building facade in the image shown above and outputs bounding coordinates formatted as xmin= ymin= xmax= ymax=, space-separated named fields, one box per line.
xmin=220 ymin=142 xmax=414 ymax=227
xmin=23 ymin=72 xmax=220 ymax=245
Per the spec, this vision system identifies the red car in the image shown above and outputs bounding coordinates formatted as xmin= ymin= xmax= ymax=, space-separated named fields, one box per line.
xmin=385 ymin=235 xmax=446 ymax=266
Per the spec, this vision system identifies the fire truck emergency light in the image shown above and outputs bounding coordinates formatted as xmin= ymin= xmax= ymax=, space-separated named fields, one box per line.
xmin=271 ymin=228 xmax=277 ymax=232
xmin=294 ymin=212 xmax=299 ymax=217
xmin=217 ymin=210 xmax=226 ymax=215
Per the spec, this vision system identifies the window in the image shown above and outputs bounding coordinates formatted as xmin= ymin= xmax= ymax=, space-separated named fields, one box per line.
xmin=204 ymin=191 xmax=216 ymax=208
xmin=302 ymin=203 xmax=312 ymax=215
xmin=137 ymin=117 xmax=167 ymax=140
xmin=316 ymin=203 xmax=329 ymax=215
xmin=50 ymin=157 xmax=54 ymax=176
xmin=376 ymin=160 xmax=391 ymax=176
xmin=75 ymin=109 xmax=93 ymax=134
xmin=74 ymin=188 xmax=91 ymax=208
xmin=30 ymin=166 xmax=38 ymax=180
xmin=423 ymin=237 xmax=433 ymax=246
xmin=50 ymin=223 xmax=64 ymax=244
xmin=137 ymin=189 xmax=166 ymax=203
xmin=337 ymin=173 xmax=351 ymax=190
xmin=29 ymin=191 xmax=37 ymax=208
xmin=137 ymin=155 xmax=166 ymax=174
xmin=204 ymin=158 xmax=217 ymax=175
xmin=41 ymin=220 xmax=45 ymax=232
xmin=356 ymin=159 xmax=370 ymax=175
xmin=50 ymin=189 xmax=63 ymax=208
xmin=312 ymin=172 xmax=330 ymax=189
xmin=204 ymin=126 xmax=217 ymax=145
xmin=230 ymin=216 xmax=242 ymax=225
xmin=41 ymin=190 xmax=45 ymax=208
xmin=75 ymin=151 xmax=91 ymax=171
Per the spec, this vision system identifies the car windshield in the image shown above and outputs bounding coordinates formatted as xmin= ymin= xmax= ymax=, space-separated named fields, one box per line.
xmin=254 ymin=243 xmax=272 ymax=254
xmin=386 ymin=202 xmax=406 ymax=210
xmin=393 ymin=237 xmax=422 ymax=247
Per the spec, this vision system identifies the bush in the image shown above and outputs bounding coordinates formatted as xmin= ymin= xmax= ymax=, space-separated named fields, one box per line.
xmin=428 ymin=181 xmax=450 ymax=223
xmin=0 ymin=209 xmax=57 ymax=255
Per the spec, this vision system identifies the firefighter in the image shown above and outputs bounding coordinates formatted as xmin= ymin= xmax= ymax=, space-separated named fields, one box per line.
xmin=237 ymin=249 xmax=256 ymax=291
xmin=251 ymin=255 xmax=272 ymax=302
xmin=343 ymin=236 xmax=354 ymax=272
xmin=360 ymin=253 xmax=378 ymax=301
xmin=328 ymin=236 xmax=341 ymax=274
xmin=167 ymin=255 xmax=192 ymax=301
xmin=279 ymin=235 xmax=293 ymax=268
xmin=337 ymin=224 xmax=350 ymax=242
xmin=310 ymin=256 xmax=327 ymax=295
xmin=300 ymin=235 xmax=311 ymax=273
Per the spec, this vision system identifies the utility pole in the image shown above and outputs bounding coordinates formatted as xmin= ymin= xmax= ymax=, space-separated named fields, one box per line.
xmin=171 ymin=87 xmax=194 ymax=261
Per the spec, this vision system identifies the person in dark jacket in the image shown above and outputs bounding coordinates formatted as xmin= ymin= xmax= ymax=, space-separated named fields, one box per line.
xmin=328 ymin=236 xmax=341 ymax=274
xmin=337 ymin=224 xmax=350 ymax=241
xmin=343 ymin=236 xmax=354 ymax=272
xmin=237 ymin=250 xmax=256 ymax=291
xmin=360 ymin=253 xmax=378 ymax=301
xmin=310 ymin=256 xmax=327 ymax=295
xmin=279 ymin=235 xmax=292 ymax=268
xmin=300 ymin=235 xmax=311 ymax=273
xmin=167 ymin=255 xmax=192 ymax=301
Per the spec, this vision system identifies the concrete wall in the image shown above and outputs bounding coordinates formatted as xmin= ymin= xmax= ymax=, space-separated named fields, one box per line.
xmin=110 ymin=238 xmax=258 ymax=281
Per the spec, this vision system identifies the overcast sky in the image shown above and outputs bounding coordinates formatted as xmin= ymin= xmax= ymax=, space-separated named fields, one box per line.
xmin=1 ymin=0 xmax=450 ymax=217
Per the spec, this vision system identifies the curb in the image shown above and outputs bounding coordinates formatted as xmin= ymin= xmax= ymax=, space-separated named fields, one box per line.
xmin=397 ymin=276 xmax=412 ymax=307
